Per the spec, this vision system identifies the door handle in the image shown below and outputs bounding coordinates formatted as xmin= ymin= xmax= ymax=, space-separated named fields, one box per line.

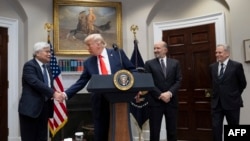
xmin=205 ymin=89 xmax=211 ymax=98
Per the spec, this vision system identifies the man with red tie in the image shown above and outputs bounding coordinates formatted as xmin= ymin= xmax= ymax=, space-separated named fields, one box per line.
xmin=63 ymin=34 xmax=136 ymax=141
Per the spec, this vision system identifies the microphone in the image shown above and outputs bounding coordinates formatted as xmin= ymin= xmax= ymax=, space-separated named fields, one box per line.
xmin=112 ymin=43 xmax=118 ymax=51
xmin=112 ymin=43 xmax=123 ymax=69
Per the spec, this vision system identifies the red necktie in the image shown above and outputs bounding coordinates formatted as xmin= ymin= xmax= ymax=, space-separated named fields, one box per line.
xmin=98 ymin=55 xmax=108 ymax=75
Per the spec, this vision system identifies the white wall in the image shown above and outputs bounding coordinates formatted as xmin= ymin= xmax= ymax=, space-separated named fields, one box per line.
xmin=226 ymin=0 xmax=250 ymax=124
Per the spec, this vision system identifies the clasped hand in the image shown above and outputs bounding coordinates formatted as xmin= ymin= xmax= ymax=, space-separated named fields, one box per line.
xmin=53 ymin=91 xmax=66 ymax=103
xmin=158 ymin=91 xmax=172 ymax=103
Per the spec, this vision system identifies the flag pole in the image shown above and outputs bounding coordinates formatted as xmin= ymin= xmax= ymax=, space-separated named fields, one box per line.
xmin=44 ymin=23 xmax=53 ymax=42
xmin=44 ymin=23 xmax=68 ymax=141
xmin=130 ymin=24 xmax=138 ymax=40
xmin=44 ymin=23 xmax=54 ymax=141
xmin=130 ymin=25 xmax=139 ymax=67
xmin=130 ymin=24 xmax=143 ymax=141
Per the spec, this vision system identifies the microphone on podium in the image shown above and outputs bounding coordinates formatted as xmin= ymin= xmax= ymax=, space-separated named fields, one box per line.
xmin=112 ymin=43 xmax=123 ymax=69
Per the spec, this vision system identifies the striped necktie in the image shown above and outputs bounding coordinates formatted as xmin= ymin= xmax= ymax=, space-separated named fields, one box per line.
xmin=218 ymin=63 xmax=224 ymax=79
xmin=42 ymin=64 xmax=49 ymax=86
xmin=160 ymin=59 xmax=166 ymax=77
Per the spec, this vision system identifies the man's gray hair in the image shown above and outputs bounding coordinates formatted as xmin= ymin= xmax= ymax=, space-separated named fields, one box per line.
xmin=217 ymin=44 xmax=230 ymax=52
xmin=33 ymin=42 xmax=50 ymax=57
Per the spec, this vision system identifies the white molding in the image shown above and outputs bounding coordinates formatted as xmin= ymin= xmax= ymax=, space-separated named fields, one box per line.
xmin=153 ymin=12 xmax=226 ymax=44
xmin=0 ymin=16 xmax=20 ymax=141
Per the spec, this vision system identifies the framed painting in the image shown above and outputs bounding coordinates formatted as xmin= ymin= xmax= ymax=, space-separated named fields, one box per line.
xmin=53 ymin=0 xmax=122 ymax=55
xmin=243 ymin=39 xmax=250 ymax=63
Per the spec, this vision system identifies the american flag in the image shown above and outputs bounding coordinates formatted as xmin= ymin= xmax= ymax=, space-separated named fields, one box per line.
xmin=48 ymin=41 xmax=68 ymax=137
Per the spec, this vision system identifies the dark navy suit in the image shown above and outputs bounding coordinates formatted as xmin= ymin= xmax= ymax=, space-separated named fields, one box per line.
xmin=65 ymin=48 xmax=135 ymax=141
xmin=144 ymin=58 xmax=182 ymax=141
xmin=18 ymin=59 xmax=54 ymax=141
xmin=210 ymin=59 xmax=247 ymax=141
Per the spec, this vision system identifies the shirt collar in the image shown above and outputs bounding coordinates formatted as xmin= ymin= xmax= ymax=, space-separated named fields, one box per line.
xmin=220 ymin=58 xmax=229 ymax=66
xmin=35 ymin=58 xmax=44 ymax=67
xmin=158 ymin=56 xmax=167 ymax=62
xmin=100 ymin=48 xmax=108 ymax=58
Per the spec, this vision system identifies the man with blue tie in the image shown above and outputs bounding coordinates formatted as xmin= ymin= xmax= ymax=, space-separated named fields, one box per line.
xmin=209 ymin=44 xmax=247 ymax=141
xmin=63 ymin=34 xmax=136 ymax=141
xmin=18 ymin=42 xmax=65 ymax=141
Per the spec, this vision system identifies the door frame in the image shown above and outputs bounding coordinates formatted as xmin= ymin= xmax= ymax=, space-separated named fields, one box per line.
xmin=153 ymin=12 xmax=226 ymax=45
xmin=152 ymin=12 xmax=226 ymax=137
xmin=0 ymin=16 xmax=19 ymax=140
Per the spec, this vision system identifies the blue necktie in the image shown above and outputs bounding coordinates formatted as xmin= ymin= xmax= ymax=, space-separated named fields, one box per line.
xmin=42 ymin=64 xmax=49 ymax=86
xmin=218 ymin=63 xmax=224 ymax=79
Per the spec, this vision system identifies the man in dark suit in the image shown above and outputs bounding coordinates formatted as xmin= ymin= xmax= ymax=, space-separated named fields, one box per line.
xmin=144 ymin=41 xmax=182 ymax=141
xmin=63 ymin=34 xmax=136 ymax=141
xmin=210 ymin=44 xmax=247 ymax=141
xmin=18 ymin=42 xmax=64 ymax=141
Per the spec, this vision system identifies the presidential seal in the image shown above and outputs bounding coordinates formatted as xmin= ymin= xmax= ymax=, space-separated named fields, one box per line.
xmin=113 ymin=69 xmax=134 ymax=91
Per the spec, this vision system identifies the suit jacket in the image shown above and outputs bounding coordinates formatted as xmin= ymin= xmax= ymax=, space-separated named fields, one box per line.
xmin=144 ymin=58 xmax=182 ymax=107
xmin=210 ymin=59 xmax=247 ymax=110
xmin=65 ymin=48 xmax=136 ymax=99
xmin=18 ymin=59 xmax=54 ymax=118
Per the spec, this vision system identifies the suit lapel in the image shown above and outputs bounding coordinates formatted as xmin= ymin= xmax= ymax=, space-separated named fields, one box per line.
xmin=214 ymin=62 xmax=219 ymax=78
xmin=213 ymin=62 xmax=222 ymax=81
xmin=46 ymin=65 xmax=53 ymax=82
xmin=33 ymin=59 xmax=44 ymax=80
xmin=166 ymin=59 xmax=172 ymax=78
xmin=155 ymin=58 xmax=165 ymax=78
xmin=93 ymin=56 xmax=99 ymax=74
xmin=222 ymin=60 xmax=231 ymax=79
xmin=107 ymin=49 xmax=115 ymax=73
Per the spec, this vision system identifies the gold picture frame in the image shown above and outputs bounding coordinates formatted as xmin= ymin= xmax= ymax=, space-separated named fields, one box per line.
xmin=53 ymin=0 xmax=122 ymax=55
xmin=243 ymin=39 xmax=250 ymax=63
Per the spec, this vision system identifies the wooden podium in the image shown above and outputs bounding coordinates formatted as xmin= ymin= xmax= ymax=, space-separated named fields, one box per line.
xmin=87 ymin=72 xmax=154 ymax=141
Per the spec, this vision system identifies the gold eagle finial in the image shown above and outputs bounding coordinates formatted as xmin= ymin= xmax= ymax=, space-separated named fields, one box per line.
xmin=44 ymin=23 xmax=53 ymax=32
xmin=130 ymin=25 xmax=139 ymax=40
